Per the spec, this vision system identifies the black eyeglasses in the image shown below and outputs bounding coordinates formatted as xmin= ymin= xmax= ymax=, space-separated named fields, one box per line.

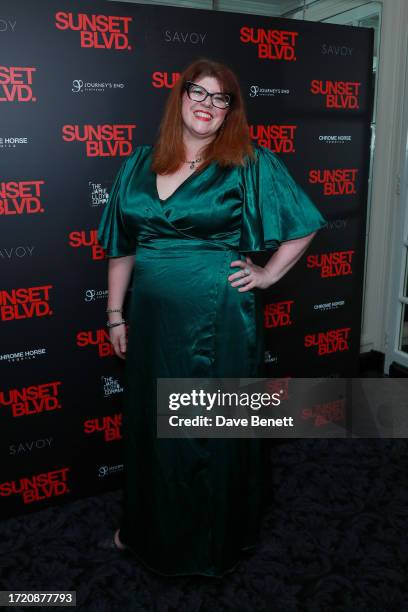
xmin=184 ymin=81 xmax=232 ymax=109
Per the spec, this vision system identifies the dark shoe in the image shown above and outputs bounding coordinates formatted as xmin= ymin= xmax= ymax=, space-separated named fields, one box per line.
xmin=98 ymin=529 xmax=128 ymax=552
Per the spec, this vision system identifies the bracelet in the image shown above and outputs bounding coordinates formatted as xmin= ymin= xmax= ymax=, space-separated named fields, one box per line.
xmin=106 ymin=308 xmax=123 ymax=314
xmin=106 ymin=319 xmax=126 ymax=328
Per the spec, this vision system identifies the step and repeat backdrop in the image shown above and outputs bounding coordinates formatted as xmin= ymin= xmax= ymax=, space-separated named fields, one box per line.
xmin=0 ymin=0 xmax=373 ymax=518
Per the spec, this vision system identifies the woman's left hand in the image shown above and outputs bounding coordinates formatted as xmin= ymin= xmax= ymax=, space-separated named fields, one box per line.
xmin=228 ymin=256 xmax=273 ymax=292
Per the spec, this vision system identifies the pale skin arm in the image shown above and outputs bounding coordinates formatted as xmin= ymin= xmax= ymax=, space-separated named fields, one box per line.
xmin=228 ymin=231 xmax=317 ymax=291
xmin=107 ymin=255 xmax=135 ymax=359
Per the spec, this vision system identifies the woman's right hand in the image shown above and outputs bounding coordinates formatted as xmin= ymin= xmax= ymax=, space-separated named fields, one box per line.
xmin=109 ymin=324 xmax=127 ymax=359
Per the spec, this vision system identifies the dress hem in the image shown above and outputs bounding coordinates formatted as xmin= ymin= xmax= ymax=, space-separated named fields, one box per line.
xmin=121 ymin=541 xmax=258 ymax=578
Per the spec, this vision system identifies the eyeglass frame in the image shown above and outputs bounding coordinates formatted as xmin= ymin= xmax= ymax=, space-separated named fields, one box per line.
xmin=183 ymin=80 xmax=233 ymax=109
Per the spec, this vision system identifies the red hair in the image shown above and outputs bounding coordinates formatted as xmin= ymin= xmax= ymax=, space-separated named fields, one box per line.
xmin=151 ymin=58 xmax=254 ymax=174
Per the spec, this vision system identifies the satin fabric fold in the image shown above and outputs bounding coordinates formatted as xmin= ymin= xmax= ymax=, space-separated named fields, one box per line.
xmin=97 ymin=144 xmax=326 ymax=258
xmin=97 ymin=145 xmax=325 ymax=576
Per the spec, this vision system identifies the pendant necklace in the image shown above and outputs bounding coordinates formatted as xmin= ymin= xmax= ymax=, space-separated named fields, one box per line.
xmin=185 ymin=156 xmax=202 ymax=170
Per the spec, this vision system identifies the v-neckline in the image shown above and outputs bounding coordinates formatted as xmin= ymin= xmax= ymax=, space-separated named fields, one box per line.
xmin=153 ymin=162 xmax=209 ymax=203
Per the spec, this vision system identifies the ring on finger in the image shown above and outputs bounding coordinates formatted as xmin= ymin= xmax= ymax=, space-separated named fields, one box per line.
xmin=243 ymin=267 xmax=251 ymax=276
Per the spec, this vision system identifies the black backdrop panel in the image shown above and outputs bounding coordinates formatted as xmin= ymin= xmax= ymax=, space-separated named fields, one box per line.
xmin=0 ymin=0 xmax=373 ymax=518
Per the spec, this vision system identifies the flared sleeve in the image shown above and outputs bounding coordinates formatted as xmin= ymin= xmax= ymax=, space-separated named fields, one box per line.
xmin=97 ymin=154 xmax=137 ymax=257
xmin=239 ymin=145 xmax=326 ymax=252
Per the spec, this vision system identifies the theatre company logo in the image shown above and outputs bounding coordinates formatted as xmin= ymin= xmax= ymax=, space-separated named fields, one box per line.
xmin=0 ymin=66 xmax=36 ymax=102
xmin=305 ymin=327 xmax=351 ymax=355
xmin=307 ymin=251 xmax=354 ymax=278
xmin=55 ymin=12 xmax=132 ymax=50
xmin=0 ymin=180 xmax=45 ymax=215
xmin=0 ymin=285 xmax=53 ymax=321
xmin=88 ymin=180 xmax=110 ymax=207
xmin=62 ymin=124 xmax=136 ymax=157
xmin=309 ymin=168 xmax=358 ymax=196
xmin=250 ymin=124 xmax=296 ymax=153
xmin=102 ymin=376 xmax=123 ymax=397
xmin=0 ymin=381 xmax=62 ymax=417
xmin=240 ymin=27 xmax=298 ymax=60
xmin=264 ymin=351 xmax=277 ymax=364
xmin=84 ymin=413 xmax=122 ymax=441
xmin=0 ymin=468 xmax=70 ymax=504
xmin=264 ymin=300 xmax=294 ymax=328
xmin=311 ymin=80 xmax=361 ymax=109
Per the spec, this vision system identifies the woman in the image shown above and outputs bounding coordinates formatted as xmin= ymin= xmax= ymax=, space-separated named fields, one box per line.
xmin=97 ymin=58 xmax=326 ymax=577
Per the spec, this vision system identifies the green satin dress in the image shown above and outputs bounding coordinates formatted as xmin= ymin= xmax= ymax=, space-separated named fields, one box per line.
xmin=97 ymin=144 xmax=326 ymax=577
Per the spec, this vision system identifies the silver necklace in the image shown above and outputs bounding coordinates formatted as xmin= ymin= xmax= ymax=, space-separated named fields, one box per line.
xmin=185 ymin=156 xmax=202 ymax=170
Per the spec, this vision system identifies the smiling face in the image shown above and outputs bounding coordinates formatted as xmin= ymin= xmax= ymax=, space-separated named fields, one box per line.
xmin=181 ymin=75 xmax=229 ymax=144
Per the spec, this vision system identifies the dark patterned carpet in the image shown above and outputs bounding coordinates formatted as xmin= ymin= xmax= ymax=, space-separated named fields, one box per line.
xmin=1 ymin=439 xmax=407 ymax=612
